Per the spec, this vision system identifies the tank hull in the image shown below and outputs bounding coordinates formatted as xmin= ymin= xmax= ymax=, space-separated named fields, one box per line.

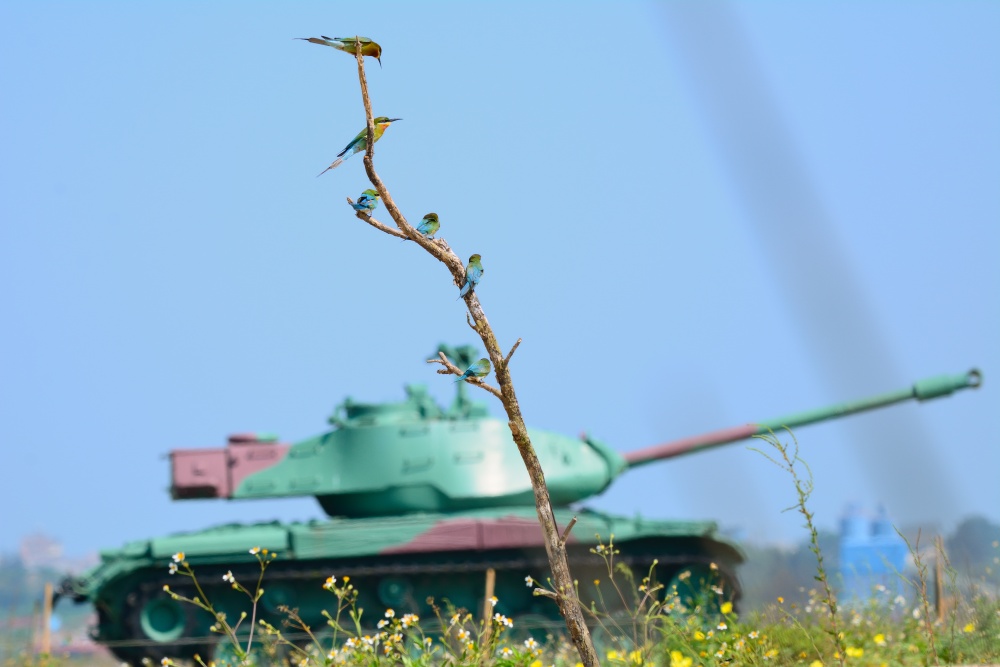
xmin=65 ymin=507 xmax=741 ymax=664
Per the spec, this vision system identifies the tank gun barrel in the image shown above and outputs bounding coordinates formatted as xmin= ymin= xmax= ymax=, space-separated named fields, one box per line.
xmin=623 ymin=368 xmax=981 ymax=469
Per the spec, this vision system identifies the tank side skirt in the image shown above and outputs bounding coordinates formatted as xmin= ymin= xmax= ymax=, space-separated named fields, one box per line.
xmin=91 ymin=548 xmax=740 ymax=653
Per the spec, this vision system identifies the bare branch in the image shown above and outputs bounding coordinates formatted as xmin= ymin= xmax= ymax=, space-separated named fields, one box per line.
xmin=351 ymin=48 xmax=465 ymax=286
xmin=355 ymin=38 xmax=375 ymax=163
xmin=504 ymin=338 xmax=522 ymax=368
xmin=358 ymin=213 xmax=406 ymax=238
xmin=344 ymin=41 xmax=600 ymax=667
xmin=559 ymin=516 xmax=578 ymax=548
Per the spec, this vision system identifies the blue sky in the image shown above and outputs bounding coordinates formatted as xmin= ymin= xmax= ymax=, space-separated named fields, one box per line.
xmin=1 ymin=2 xmax=997 ymax=558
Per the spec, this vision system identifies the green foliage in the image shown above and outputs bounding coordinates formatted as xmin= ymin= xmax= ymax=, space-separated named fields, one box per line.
xmin=749 ymin=430 xmax=846 ymax=666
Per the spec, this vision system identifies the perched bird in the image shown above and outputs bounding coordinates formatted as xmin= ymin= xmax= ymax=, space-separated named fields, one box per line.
xmin=458 ymin=254 xmax=483 ymax=298
xmin=415 ymin=213 xmax=440 ymax=239
xmin=352 ymin=189 xmax=380 ymax=214
xmin=318 ymin=117 xmax=401 ymax=176
xmin=296 ymin=36 xmax=382 ymax=67
xmin=455 ymin=358 xmax=491 ymax=383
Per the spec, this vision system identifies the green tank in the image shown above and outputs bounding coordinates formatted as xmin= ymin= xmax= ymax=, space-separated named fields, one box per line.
xmin=56 ymin=346 xmax=982 ymax=664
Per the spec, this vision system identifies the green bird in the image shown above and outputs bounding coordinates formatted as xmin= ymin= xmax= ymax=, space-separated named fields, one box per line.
xmin=415 ymin=213 xmax=440 ymax=239
xmin=458 ymin=254 xmax=483 ymax=298
xmin=455 ymin=358 xmax=491 ymax=383
xmin=352 ymin=189 xmax=380 ymax=214
xmin=318 ymin=117 xmax=401 ymax=176
xmin=297 ymin=35 xmax=382 ymax=67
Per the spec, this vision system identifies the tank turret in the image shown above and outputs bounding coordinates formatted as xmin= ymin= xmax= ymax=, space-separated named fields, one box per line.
xmin=170 ymin=353 xmax=981 ymax=517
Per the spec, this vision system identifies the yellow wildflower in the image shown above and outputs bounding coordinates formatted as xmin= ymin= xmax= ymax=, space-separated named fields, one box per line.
xmin=963 ymin=622 xmax=975 ymax=633
xmin=874 ymin=633 xmax=886 ymax=646
xmin=809 ymin=661 xmax=823 ymax=667
xmin=628 ymin=649 xmax=643 ymax=665
xmin=720 ymin=601 xmax=733 ymax=614
xmin=669 ymin=651 xmax=693 ymax=667
xmin=694 ymin=631 xmax=705 ymax=641
xmin=845 ymin=646 xmax=864 ymax=658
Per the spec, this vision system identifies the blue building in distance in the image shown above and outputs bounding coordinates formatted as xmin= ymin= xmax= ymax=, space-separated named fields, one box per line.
xmin=838 ymin=505 xmax=908 ymax=603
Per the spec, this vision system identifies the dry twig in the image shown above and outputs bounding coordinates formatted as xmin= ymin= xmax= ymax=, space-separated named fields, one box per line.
xmin=503 ymin=338 xmax=522 ymax=369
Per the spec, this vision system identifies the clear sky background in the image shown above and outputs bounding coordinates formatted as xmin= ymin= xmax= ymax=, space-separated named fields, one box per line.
xmin=1 ymin=2 xmax=997 ymax=558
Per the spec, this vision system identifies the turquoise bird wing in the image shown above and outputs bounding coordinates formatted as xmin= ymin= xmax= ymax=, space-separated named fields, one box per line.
xmin=338 ymin=130 xmax=367 ymax=158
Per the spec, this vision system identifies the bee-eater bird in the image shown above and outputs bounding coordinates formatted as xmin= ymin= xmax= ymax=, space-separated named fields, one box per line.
xmin=318 ymin=117 xmax=401 ymax=176
xmin=296 ymin=36 xmax=382 ymax=67
xmin=455 ymin=358 xmax=491 ymax=383
xmin=399 ymin=212 xmax=440 ymax=243
xmin=352 ymin=189 xmax=380 ymax=214
xmin=415 ymin=213 xmax=440 ymax=239
xmin=458 ymin=254 xmax=483 ymax=298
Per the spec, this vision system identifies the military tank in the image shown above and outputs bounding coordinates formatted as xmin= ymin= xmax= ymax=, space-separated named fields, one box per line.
xmin=57 ymin=345 xmax=981 ymax=664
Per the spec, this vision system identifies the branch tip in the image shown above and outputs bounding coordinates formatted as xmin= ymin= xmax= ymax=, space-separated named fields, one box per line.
xmin=559 ymin=517 xmax=578 ymax=548
xmin=504 ymin=338 xmax=523 ymax=368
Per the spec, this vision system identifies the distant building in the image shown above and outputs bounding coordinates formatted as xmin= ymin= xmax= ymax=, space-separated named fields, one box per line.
xmin=18 ymin=533 xmax=97 ymax=574
xmin=838 ymin=505 xmax=907 ymax=603
xmin=19 ymin=533 xmax=63 ymax=570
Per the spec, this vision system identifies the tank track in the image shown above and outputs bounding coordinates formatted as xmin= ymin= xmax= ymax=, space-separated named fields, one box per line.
xmin=95 ymin=547 xmax=740 ymax=664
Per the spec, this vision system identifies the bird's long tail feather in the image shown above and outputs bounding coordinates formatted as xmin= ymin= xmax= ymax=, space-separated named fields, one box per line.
xmin=317 ymin=157 xmax=345 ymax=177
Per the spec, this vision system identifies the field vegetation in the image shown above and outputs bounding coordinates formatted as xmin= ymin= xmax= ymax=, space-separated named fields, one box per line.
xmin=4 ymin=435 xmax=998 ymax=667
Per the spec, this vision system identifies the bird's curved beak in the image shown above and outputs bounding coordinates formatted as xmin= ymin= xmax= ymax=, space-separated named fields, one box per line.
xmin=387 ymin=118 xmax=402 ymax=123
xmin=377 ymin=57 xmax=382 ymax=69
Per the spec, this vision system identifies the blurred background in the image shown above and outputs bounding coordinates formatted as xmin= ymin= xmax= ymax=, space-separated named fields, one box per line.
xmin=1 ymin=1 xmax=996 ymax=571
